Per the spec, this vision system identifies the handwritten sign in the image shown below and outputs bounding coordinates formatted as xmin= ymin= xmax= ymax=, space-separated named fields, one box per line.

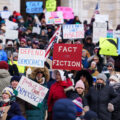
xmin=95 ymin=14 xmax=109 ymax=23
xmin=5 ymin=29 xmax=18 ymax=40
xmin=63 ymin=24 xmax=84 ymax=39
xmin=16 ymin=76 xmax=48 ymax=106
xmin=26 ymin=1 xmax=43 ymax=13
xmin=1 ymin=11 xmax=11 ymax=19
xmin=45 ymin=11 xmax=64 ymax=24
xmin=18 ymin=48 xmax=45 ymax=68
xmin=107 ymin=30 xmax=113 ymax=38
xmin=57 ymin=6 xmax=74 ymax=19
xmin=93 ymin=22 xmax=107 ymax=43
xmin=52 ymin=43 xmax=82 ymax=70
xmin=46 ymin=0 xmax=56 ymax=12
xmin=113 ymin=30 xmax=120 ymax=38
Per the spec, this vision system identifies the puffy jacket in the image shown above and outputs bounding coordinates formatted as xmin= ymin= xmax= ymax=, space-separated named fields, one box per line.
xmin=83 ymin=85 xmax=120 ymax=120
xmin=0 ymin=50 xmax=8 ymax=62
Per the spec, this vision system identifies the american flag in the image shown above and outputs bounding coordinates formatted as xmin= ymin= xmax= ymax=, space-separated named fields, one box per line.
xmin=45 ymin=26 xmax=61 ymax=59
xmin=92 ymin=2 xmax=100 ymax=18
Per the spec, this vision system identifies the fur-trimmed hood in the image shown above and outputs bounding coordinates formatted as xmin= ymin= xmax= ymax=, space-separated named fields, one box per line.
xmin=30 ymin=67 xmax=50 ymax=82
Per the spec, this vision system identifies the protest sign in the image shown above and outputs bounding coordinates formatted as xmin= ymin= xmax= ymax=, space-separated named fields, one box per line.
xmin=16 ymin=76 xmax=48 ymax=106
xmin=99 ymin=38 xmax=118 ymax=56
xmin=63 ymin=24 xmax=84 ymax=39
xmin=95 ymin=14 xmax=109 ymax=23
xmin=57 ymin=6 xmax=74 ymax=19
xmin=18 ymin=48 xmax=45 ymax=67
xmin=5 ymin=19 xmax=18 ymax=30
xmin=52 ymin=43 xmax=82 ymax=70
xmin=32 ymin=26 xmax=41 ymax=34
xmin=46 ymin=0 xmax=56 ymax=12
xmin=26 ymin=1 xmax=43 ymax=13
xmin=118 ymin=38 xmax=120 ymax=54
xmin=1 ymin=11 xmax=11 ymax=19
xmin=107 ymin=30 xmax=113 ymax=38
xmin=45 ymin=11 xmax=64 ymax=24
xmin=113 ymin=30 xmax=120 ymax=38
xmin=5 ymin=29 xmax=18 ymax=40
xmin=93 ymin=22 xmax=107 ymax=43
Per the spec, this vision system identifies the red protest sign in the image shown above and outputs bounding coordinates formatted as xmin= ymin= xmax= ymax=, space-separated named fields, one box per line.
xmin=52 ymin=43 xmax=82 ymax=70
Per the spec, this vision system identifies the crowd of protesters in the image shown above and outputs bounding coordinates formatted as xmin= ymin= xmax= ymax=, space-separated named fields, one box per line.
xmin=0 ymin=5 xmax=120 ymax=120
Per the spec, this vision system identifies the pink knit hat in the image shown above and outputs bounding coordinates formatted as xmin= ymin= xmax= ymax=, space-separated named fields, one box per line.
xmin=75 ymin=80 xmax=85 ymax=89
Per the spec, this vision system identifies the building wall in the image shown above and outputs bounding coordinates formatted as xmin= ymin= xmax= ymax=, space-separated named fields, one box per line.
xmin=61 ymin=0 xmax=120 ymax=29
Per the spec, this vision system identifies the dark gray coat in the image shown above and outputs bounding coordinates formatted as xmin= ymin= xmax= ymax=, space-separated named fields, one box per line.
xmin=83 ymin=85 xmax=120 ymax=120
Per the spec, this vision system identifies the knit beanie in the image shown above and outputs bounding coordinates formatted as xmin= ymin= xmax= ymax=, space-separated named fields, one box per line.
xmin=0 ymin=61 xmax=9 ymax=70
xmin=75 ymin=80 xmax=85 ymax=89
xmin=109 ymin=75 xmax=120 ymax=83
xmin=2 ymin=87 xmax=13 ymax=97
xmin=96 ymin=73 xmax=107 ymax=82
xmin=53 ymin=99 xmax=77 ymax=120
xmin=107 ymin=62 xmax=114 ymax=69
xmin=10 ymin=76 xmax=21 ymax=83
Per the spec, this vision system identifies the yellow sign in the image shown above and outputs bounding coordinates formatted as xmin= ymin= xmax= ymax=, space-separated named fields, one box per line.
xmin=46 ymin=0 xmax=56 ymax=12
xmin=99 ymin=38 xmax=118 ymax=56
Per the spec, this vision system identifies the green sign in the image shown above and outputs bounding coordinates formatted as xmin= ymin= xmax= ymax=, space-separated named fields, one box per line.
xmin=46 ymin=0 xmax=56 ymax=12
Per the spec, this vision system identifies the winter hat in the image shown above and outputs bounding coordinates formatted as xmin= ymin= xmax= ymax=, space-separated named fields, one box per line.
xmin=109 ymin=75 xmax=120 ymax=83
xmin=72 ymin=97 xmax=83 ymax=116
xmin=10 ymin=115 xmax=26 ymax=120
xmin=2 ymin=87 xmax=13 ymax=97
xmin=84 ymin=110 xmax=98 ymax=120
xmin=7 ymin=41 xmax=13 ymax=46
xmin=91 ymin=61 xmax=96 ymax=66
xmin=75 ymin=80 xmax=85 ymax=89
xmin=0 ymin=61 xmax=9 ymax=70
xmin=54 ymin=70 xmax=66 ymax=81
xmin=53 ymin=99 xmax=77 ymax=120
xmin=10 ymin=76 xmax=21 ymax=83
xmin=13 ymin=52 xmax=18 ymax=58
xmin=20 ymin=38 xmax=26 ymax=43
xmin=96 ymin=73 xmax=107 ymax=82
xmin=107 ymin=62 xmax=114 ymax=68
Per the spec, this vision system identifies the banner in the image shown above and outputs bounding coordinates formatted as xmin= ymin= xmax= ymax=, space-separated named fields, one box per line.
xmin=93 ymin=22 xmax=107 ymax=43
xmin=95 ymin=14 xmax=109 ymax=23
xmin=113 ymin=30 xmax=120 ymax=38
xmin=26 ymin=1 xmax=43 ymax=13
xmin=63 ymin=24 xmax=84 ymax=39
xmin=18 ymin=48 xmax=45 ymax=67
xmin=46 ymin=0 xmax=56 ymax=12
xmin=99 ymin=38 xmax=118 ymax=56
xmin=1 ymin=11 xmax=11 ymax=19
xmin=107 ymin=30 xmax=113 ymax=38
xmin=45 ymin=11 xmax=64 ymax=24
xmin=5 ymin=29 xmax=18 ymax=40
xmin=57 ymin=6 xmax=74 ymax=19
xmin=16 ymin=76 xmax=48 ymax=106
xmin=52 ymin=43 xmax=82 ymax=70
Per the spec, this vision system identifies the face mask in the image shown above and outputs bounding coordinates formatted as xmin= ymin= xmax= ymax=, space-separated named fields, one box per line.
xmin=3 ymin=99 xmax=10 ymax=103
xmin=110 ymin=81 xmax=116 ymax=86
xmin=96 ymin=83 xmax=104 ymax=89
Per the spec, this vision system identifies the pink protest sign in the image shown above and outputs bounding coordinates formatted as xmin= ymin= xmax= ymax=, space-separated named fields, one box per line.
xmin=57 ymin=6 xmax=74 ymax=19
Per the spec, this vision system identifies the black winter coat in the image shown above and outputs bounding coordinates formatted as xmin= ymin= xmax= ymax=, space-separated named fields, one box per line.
xmin=83 ymin=85 xmax=119 ymax=120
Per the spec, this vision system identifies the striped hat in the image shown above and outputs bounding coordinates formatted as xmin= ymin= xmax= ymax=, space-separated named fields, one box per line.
xmin=2 ymin=87 xmax=13 ymax=97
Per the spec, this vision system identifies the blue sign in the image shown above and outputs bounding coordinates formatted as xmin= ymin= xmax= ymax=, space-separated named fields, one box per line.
xmin=26 ymin=1 xmax=43 ymax=13
xmin=118 ymin=38 xmax=120 ymax=54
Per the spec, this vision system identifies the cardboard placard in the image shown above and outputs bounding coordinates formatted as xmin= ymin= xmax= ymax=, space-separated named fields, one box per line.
xmin=46 ymin=0 xmax=56 ymax=12
xmin=26 ymin=1 xmax=43 ymax=13
xmin=18 ymin=48 xmax=45 ymax=68
xmin=93 ymin=22 xmax=107 ymax=43
xmin=16 ymin=76 xmax=48 ymax=106
xmin=52 ymin=43 xmax=82 ymax=70
xmin=57 ymin=6 xmax=74 ymax=19
xmin=95 ymin=14 xmax=109 ymax=23
xmin=1 ymin=11 xmax=11 ymax=19
xmin=45 ymin=11 xmax=64 ymax=24
xmin=63 ymin=24 xmax=84 ymax=39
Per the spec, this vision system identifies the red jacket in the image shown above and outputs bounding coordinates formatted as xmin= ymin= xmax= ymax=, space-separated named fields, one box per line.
xmin=48 ymin=78 xmax=72 ymax=112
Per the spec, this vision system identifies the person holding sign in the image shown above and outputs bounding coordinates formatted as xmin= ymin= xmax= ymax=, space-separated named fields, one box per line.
xmin=25 ymin=66 xmax=50 ymax=120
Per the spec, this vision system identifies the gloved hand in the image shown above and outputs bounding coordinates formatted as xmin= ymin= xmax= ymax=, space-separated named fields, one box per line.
xmin=108 ymin=103 xmax=114 ymax=112
xmin=83 ymin=106 xmax=89 ymax=112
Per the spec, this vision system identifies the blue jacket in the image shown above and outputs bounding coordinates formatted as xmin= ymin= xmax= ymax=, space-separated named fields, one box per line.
xmin=0 ymin=50 xmax=8 ymax=62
